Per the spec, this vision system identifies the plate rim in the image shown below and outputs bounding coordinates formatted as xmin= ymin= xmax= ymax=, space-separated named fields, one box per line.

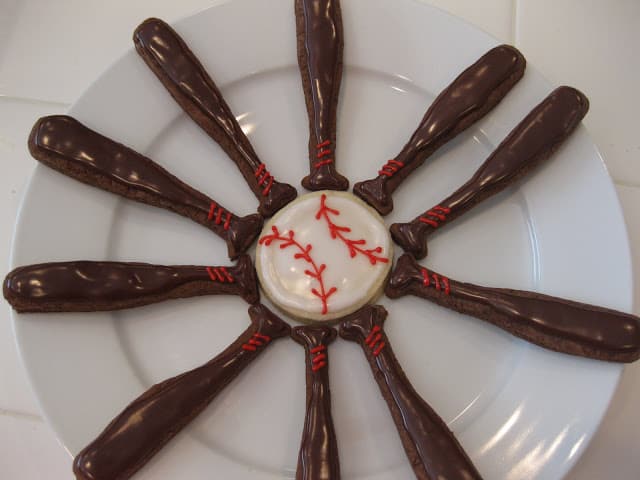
xmin=9 ymin=0 xmax=632 ymax=478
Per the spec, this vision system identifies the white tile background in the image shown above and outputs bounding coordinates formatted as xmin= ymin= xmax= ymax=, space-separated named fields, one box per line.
xmin=1 ymin=0 xmax=638 ymax=478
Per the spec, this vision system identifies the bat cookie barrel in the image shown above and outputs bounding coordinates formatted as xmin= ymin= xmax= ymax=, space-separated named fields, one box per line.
xmin=386 ymin=254 xmax=640 ymax=363
xmin=291 ymin=325 xmax=340 ymax=480
xmin=339 ymin=305 xmax=483 ymax=480
xmin=73 ymin=304 xmax=290 ymax=480
xmin=390 ymin=86 xmax=589 ymax=259
xmin=28 ymin=115 xmax=263 ymax=259
xmin=134 ymin=18 xmax=297 ymax=216
xmin=3 ymin=255 xmax=259 ymax=312
xmin=295 ymin=0 xmax=349 ymax=191
xmin=354 ymin=44 xmax=526 ymax=216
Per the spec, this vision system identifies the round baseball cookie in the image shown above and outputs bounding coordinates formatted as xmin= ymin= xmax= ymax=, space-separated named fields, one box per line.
xmin=256 ymin=190 xmax=392 ymax=322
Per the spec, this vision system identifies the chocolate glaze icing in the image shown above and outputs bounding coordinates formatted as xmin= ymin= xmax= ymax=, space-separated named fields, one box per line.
xmin=73 ymin=304 xmax=290 ymax=480
xmin=339 ymin=306 xmax=483 ymax=480
xmin=391 ymin=86 xmax=589 ymax=258
xmin=133 ymin=18 xmax=297 ymax=217
xmin=296 ymin=0 xmax=349 ymax=191
xmin=29 ymin=115 xmax=262 ymax=259
xmin=291 ymin=325 xmax=340 ymax=480
xmin=3 ymin=254 xmax=258 ymax=312
xmin=353 ymin=45 xmax=526 ymax=215
xmin=386 ymin=254 xmax=640 ymax=363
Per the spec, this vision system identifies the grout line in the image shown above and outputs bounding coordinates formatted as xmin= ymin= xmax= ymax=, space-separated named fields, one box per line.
xmin=0 ymin=94 xmax=70 ymax=108
xmin=0 ymin=407 xmax=42 ymax=422
xmin=511 ymin=0 xmax=519 ymax=45
xmin=614 ymin=180 xmax=640 ymax=189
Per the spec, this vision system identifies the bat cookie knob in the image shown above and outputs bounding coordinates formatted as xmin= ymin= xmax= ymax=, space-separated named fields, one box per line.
xmin=384 ymin=253 xmax=425 ymax=298
xmin=302 ymin=164 xmax=349 ymax=192
xmin=339 ymin=305 xmax=388 ymax=343
xmin=248 ymin=303 xmax=292 ymax=340
xmin=353 ymin=177 xmax=393 ymax=216
xmin=389 ymin=221 xmax=430 ymax=259
xmin=225 ymin=213 xmax=264 ymax=260
xmin=257 ymin=180 xmax=298 ymax=218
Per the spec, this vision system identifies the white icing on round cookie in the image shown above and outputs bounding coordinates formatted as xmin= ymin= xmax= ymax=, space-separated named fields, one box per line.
xmin=256 ymin=191 xmax=392 ymax=321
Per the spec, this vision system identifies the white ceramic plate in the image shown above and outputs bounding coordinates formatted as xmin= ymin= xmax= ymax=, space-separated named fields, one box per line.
xmin=10 ymin=0 xmax=632 ymax=478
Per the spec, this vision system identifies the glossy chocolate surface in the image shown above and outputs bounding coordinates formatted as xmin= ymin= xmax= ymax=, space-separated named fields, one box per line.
xmin=4 ymin=255 xmax=259 ymax=311
xmin=291 ymin=325 xmax=340 ymax=480
xmin=32 ymin=116 xmax=210 ymax=212
xmin=73 ymin=304 xmax=290 ymax=480
xmin=134 ymin=18 xmax=297 ymax=216
xmin=339 ymin=306 xmax=483 ymax=480
xmin=354 ymin=45 xmax=526 ymax=215
xmin=390 ymin=86 xmax=589 ymax=258
xmin=296 ymin=0 xmax=348 ymax=191
xmin=386 ymin=254 xmax=640 ymax=362
xmin=29 ymin=115 xmax=262 ymax=259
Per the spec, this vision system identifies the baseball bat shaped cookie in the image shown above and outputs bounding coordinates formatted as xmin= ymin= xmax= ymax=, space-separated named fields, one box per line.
xmin=386 ymin=254 xmax=640 ymax=363
xmin=134 ymin=18 xmax=297 ymax=217
xmin=29 ymin=115 xmax=263 ymax=260
xmin=295 ymin=0 xmax=349 ymax=191
xmin=4 ymin=255 xmax=258 ymax=312
xmin=291 ymin=325 xmax=341 ymax=480
xmin=390 ymin=86 xmax=589 ymax=259
xmin=339 ymin=305 xmax=483 ymax=480
xmin=73 ymin=304 xmax=290 ymax=480
xmin=353 ymin=45 xmax=526 ymax=215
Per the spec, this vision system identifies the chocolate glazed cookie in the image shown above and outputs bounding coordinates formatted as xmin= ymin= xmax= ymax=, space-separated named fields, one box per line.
xmin=386 ymin=254 xmax=640 ymax=363
xmin=73 ymin=304 xmax=290 ymax=480
xmin=134 ymin=18 xmax=297 ymax=217
xmin=29 ymin=116 xmax=262 ymax=260
xmin=354 ymin=45 xmax=526 ymax=215
xmin=339 ymin=306 xmax=483 ymax=480
xmin=291 ymin=325 xmax=340 ymax=480
xmin=3 ymin=254 xmax=259 ymax=312
xmin=391 ymin=86 xmax=589 ymax=259
xmin=296 ymin=0 xmax=349 ymax=191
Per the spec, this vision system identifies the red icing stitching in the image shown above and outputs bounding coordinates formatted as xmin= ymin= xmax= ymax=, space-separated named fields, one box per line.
xmin=442 ymin=276 xmax=450 ymax=295
xmin=255 ymin=163 xmax=274 ymax=196
xmin=220 ymin=267 xmax=233 ymax=282
xmin=315 ymin=194 xmax=389 ymax=265
xmin=242 ymin=332 xmax=271 ymax=351
xmin=314 ymin=140 xmax=334 ymax=169
xmin=207 ymin=202 xmax=231 ymax=231
xmin=364 ymin=325 xmax=381 ymax=345
xmin=310 ymin=344 xmax=328 ymax=372
xmin=420 ymin=268 xmax=451 ymax=295
xmin=314 ymin=159 xmax=333 ymax=168
xmin=260 ymin=226 xmax=337 ymax=314
xmin=364 ymin=325 xmax=385 ymax=356
xmin=207 ymin=266 xmax=235 ymax=283
xmin=418 ymin=205 xmax=451 ymax=228
xmin=378 ymin=159 xmax=404 ymax=177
